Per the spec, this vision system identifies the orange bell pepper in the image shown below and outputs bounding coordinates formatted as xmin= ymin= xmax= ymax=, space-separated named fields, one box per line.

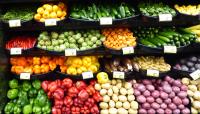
xmin=15 ymin=66 xmax=24 ymax=74
xmin=41 ymin=56 xmax=50 ymax=64
xmin=49 ymin=61 xmax=56 ymax=71
xmin=60 ymin=65 xmax=67 ymax=73
xmin=33 ymin=65 xmax=41 ymax=74
xmin=27 ymin=57 xmax=33 ymax=65
xmin=56 ymin=57 xmax=65 ymax=66
xmin=10 ymin=58 xmax=17 ymax=65
xmin=33 ymin=57 xmax=40 ymax=65
xmin=17 ymin=57 xmax=27 ymax=66
xmin=23 ymin=66 xmax=33 ymax=74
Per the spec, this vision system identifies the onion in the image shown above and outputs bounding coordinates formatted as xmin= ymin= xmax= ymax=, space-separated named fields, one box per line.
xmin=160 ymin=103 xmax=167 ymax=109
xmin=181 ymin=108 xmax=190 ymax=114
xmin=143 ymin=90 xmax=150 ymax=97
xmin=137 ymin=84 xmax=146 ymax=92
xmin=146 ymin=85 xmax=155 ymax=92
xmin=165 ymin=108 xmax=172 ymax=114
xmin=160 ymin=91 xmax=168 ymax=100
xmin=180 ymin=85 xmax=188 ymax=91
xmin=168 ymin=103 xmax=177 ymax=110
xmin=178 ymin=104 xmax=185 ymax=109
xmin=173 ymin=96 xmax=182 ymax=105
xmin=163 ymin=85 xmax=172 ymax=93
xmin=146 ymin=96 xmax=154 ymax=103
xmin=173 ymin=80 xmax=182 ymax=87
xmin=151 ymin=102 xmax=160 ymax=109
xmin=142 ymin=79 xmax=152 ymax=85
xmin=152 ymin=90 xmax=160 ymax=98
xmin=139 ymin=109 xmax=147 ymax=114
xmin=156 ymin=98 xmax=163 ymax=104
xmin=172 ymin=86 xmax=180 ymax=93
xmin=134 ymin=89 xmax=141 ymax=96
xmin=164 ymin=98 xmax=171 ymax=104
xmin=173 ymin=109 xmax=181 ymax=114
xmin=169 ymin=92 xmax=175 ymax=98
xmin=147 ymin=109 xmax=156 ymax=114
xmin=142 ymin=103 xmax=150 ymax=109
xmin=136 ymin=95 xmax=146 ymax=103
xmin=157 ymin=109 xmax=164 ymax=114
xmin=182 ymin=98 xmax=189 ymax=105
xmin=178 ymin=91 xmax=187 ymax=98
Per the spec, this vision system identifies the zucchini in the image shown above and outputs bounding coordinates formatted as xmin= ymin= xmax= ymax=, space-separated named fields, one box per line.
xmin=154 ymin=37 xmax=167 ymax=46
xmin=157 ymin=35 xmax=170 ymax=42
xmin=147 ymin=38 xmax=162 ymax=47
xmin=140 ymin=39 xmax=157 ymax=47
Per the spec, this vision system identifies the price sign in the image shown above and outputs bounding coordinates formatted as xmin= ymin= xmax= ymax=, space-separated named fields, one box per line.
xmin=20 ymin=73 xmax=30 ymax=80
xmin=9 ymin=20 xmax=21 ymax=27
xmin=100 ymin=17 xmax=112 ymax=25
xmin=164 ymin=46 xmax=177 ymax=53
xmin=122 ymin=47 xmax=134 ymax=55
xmin=45 ymin=19 xmax=57 ymax=26
xmin=159 ymin=14 xmax=172 ymax=22
xmin=65 ymin=49 xmax=77 ymax=56
xmin=113 ymin=71 xmax=125 ymax=79
xmin=190 ymin=70 xmax=200 ymax=80
xmin=147 ymin=69 xmax=159 ymax=77
xmin=82 ymin=71 xmax=93 ymax=79
xmin=10 ymin=48 xmax=22 ymax=55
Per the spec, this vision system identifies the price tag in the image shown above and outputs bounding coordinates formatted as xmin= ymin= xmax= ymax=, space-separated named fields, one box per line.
xmin=45 ymin=19 xmax=57 ymax=26
xmin=113 ymin=71 xmax=125 ymax=79
xmin=164 ymin=46 xmax=177 ymax=53
xmin=122 ymin=47 xmax=134 ymax=55
xmin=9 ymin=20 xmax=21 ymax=27
xmin=10 ymin=48 xmax=22 ymax=55
xmin=159 ymin=14 xmax=172 ymax=22
xmin=82 ymin=71 xmax=93 ymax=79
xmin=20 ymin=73 xmax=30 ymax=80
xmin=65 ymin=49 xmax=77 ymax=56
xmin=190 ymin=70 xmax=200 ymax=80
xmin=100 ymin=17 xmax=112 ymax=25
xmin=147 ymin=69 xmax=159 ymax=77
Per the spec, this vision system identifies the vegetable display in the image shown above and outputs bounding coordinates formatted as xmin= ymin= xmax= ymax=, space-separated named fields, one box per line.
xmin=70 ymin=3 xmax=136 ymax=20
xmin=6 ymin=36 xmax=36 ymax=50
xmin=174 ymin=56 xmax=200 ymax=72
xmin=37 ymin=30 xmax=105 ymax=52
xmin=102 ymin=28 xmax=136 ymax=50
xmin=132 ymin=56 xmax=171 ymax=72
xmin=134 ymin=27 xmax=196 ymax=48
xmin=34 ymin=2 xmax=67 ymax=22
xmin=175 ymin=4 xmax=200 ymax=16
xmin=1 ymin=7 xmax=35 ymax=22
xmin=10 ymin=56 xmax=57 ymax=75
xmin=95 ymin=79 xmax=138 ymax=114
xmin=41 ymin=78 xmax=101 ymax=114
xmin=182 ymin=78 xmax=200 ymax=113
xmin=138 ymin=2 xmax=176 ymax=17
xmin=59 ymin=56 xmax=100 ymax=75
xmin=4 ymin=79 xmax=51 ymax=114
xmin=133 ymin=76 xmax=190 ymax=114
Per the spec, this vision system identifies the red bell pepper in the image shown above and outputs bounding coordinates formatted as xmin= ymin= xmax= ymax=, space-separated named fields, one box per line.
xmin=62 ymin=107 xmax=70 ymax=114
xmin=71 ymin=106 xmax=80 ymax=114
xmin=64 ymin=96 xmax=73 ymax=107
xmin=81 ymin=106 xmax=90 ymax=114
xmin=68 ymin=87 xmax=79 ymax=97
xmin=41 ymin=81 xmax=49 ymax=92
xmin=89 ymin=80 xmax=96 ymax=86
xmin=54 ymin=99 xmax=64 ymax=108
xmin=52 ymin=107 xmax=61 ymax=114
xmin=78 ymin=89 xmax=89 ymax=101
xmin=48 ymin=81 xmax=58 ymax=92
xmin=53 ymin=88 xmax=64 ymax=100
xmin=75 ymin=81 xmax=87 ymax=90
xmin=62 ymin=78 xmax=73 ymax=88
xmin=86 ymin=85 xmax=96 ymax=95
xmin=55 ymin=79 xmax=62 ymax=88
xmin=93 ymin=91 xmax=103 ymax=102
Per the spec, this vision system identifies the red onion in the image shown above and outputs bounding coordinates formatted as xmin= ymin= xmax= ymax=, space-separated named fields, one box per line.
xmin=178 ymin=104 xmax=185 ymax=109
xmin=165 ymin=108 xmax=172 ymax=114
xmin=133 ymin=83 xmax=139 ymax=88
xmin=173 ymin=96 xmax=182 ymax=105
xmin=142 ymin=79 xmax=152 ymax=85
xmin=152 ymin=90 xmax=160 ymax=98
xmin=180 ymin=85 xmax=188 ymax=91
xmin=169 ymin=92 xmax=175 ymax=98
xmin=163 ymin=85 xmax=172 ymax=93
xmin=134 ymin=89 xmax=141 ymax=96
xmin=160 ymin=91 xmax=168 ymax=100
xmin=172 ymin=86 xmax=180 ymax=93
xmin=151 ymin=102 xmax=160 ymax=109
xmin=139 ymin=109 xmax=147 ymax=114
xmin=164 ymin=76 xmax=172 ymax=82
xmin=147 ymin=109 xmax=156 ymax=114
xmin=137 ymin=84 xmax=146 ymax=92
xmin=173 ymin=80 xmax=182 ymax=87
xmin=137 ymin=95 xmax=146 ymax=103
xmin=178 ymin=91 xmax=187 ymax=98
xmin=142 ymin=103 xmax=151 ymax=109
xmin=181 ymin=108 xmax=190 ymax=114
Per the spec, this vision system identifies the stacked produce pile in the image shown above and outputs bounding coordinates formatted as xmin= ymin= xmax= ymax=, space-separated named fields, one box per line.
xmin=174 ymin=56 xmax=200 ymax=72
xmin=95 ymin=79 xmax=138 ymax=114
xmin=10 ymin=56 xmax=57 ymax=75
xmin=175 ymin=4 xmax=200 ymax=15
xmin=138 ymin=2 xmax=176 ymax=17
xmin=70 ymin=3 xmax=136 ymax=20
xmin=6 ymin=36 xmax=36 ymax=50
xmin=182 ymin=78 xmax=200 ymax=113
xmin=185 ymin=24 xmax=200 ymax=42
xmin=102 ymin=28 xmax=136 ymax=50
xmin=37 ymin=30 xmax=105 ymax=51
xmin=1 ymin=7 xmax=35 ymax=22
xmin=41 ymin=78 xmax=102 ymax=114
xmin=4 ymin=79 xmax=51 ymax=114
xmin=132 ymin=56 xmax=171 ymax=72
xmin=134 ymin=27 xmax=196 ymax=48
xmin=133 ymin=76 xmax=190 ymax=114
xmin=34 ymin=2 xmax=67 ymax=22
xmin=59 ymin=56 xmax=100 ymax=75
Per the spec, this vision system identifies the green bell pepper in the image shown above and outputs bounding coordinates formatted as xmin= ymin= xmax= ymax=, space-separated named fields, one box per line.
xmin=38 ymin=89 xmax=45 ymax=96
xmin=32 ymin=80 xmax=41 ymax=90
xmin=4 ymin=102 xmax=14 ymax=114
xmin=28 ymin=88 xmax=37 ymax=98
xmin=23 ymin=104 xmax=32 ymax=114
xmin=37 ymin=95 xmax=47 ymax=107
xmin=18 ymin=90 xmax=27 ymax=98
xmin=42 ymin=105 xmax=51 ymax=114
xmin=13 ymin=104 xmax=21 ymax=114
xmin=29 ymin=98 xmax=34 ymax=105
xmin=22 ymin=81 xmax=32 ymax=92
xmin=11 ymin=99 xmax=18 ymax=104
xmin=9 ymin=79 xmax=19 ymax=89
xmin=33 ymin=105 xmax=42 ymax=114
xmin=7 ymin=89 xmax=18 ymax=99
xmin=17 ymin=96 xmax=29 ymax=107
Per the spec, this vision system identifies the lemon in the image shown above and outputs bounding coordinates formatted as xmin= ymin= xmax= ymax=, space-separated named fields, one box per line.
xmin=34 ymin=14 xmax=41 ymax=21
xmin=45 ymin=5 xmax=53 ymax=12
xmin=57 ymin=10 xmax=63 ymax=18
xmin=37 ymin=7 xmax=44 ymax=15
xmin=80 ymin=66 xmax=87 ymax=72
xmin=43 ymin=10 xmax=49 ymax=19
xmin=62 ymin=11 xmax=67 ymax=17
xmin=43 ymin=4 xmax=49 ymax=9
xmin=53 ymin=5 xmax=59 ymax=12
xmin=77 ymin=68 xmax=82 ymax=74
xmin=40 ymin=18 xmax=45 ymax=22
xmin=88 ymin=65 xmax=98 ymax=73
xmin=50 ymin=12 xmax=57 ymax=18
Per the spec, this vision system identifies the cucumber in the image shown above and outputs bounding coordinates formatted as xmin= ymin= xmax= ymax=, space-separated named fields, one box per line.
xmin=180 ymin=38 xmax=185 ymax=43
xmin=147 ymin=38 xmax=162 ymax=47
xmin=154 ymin=37 xmax=167 ymax=46
xmin=140 ymin=39 xmax=157 ymax=47
xmin=163 ymin=31 xmax=179 ymax=37
xmin=159 ymin=32 xmax=173 ymax=39
xmin=175 ymin=42 xmax=181 ymax=47
xmin=157 ymin=35 xmax=170 ymax=42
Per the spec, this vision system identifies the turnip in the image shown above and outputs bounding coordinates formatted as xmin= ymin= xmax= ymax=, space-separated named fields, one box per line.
xmin=136 ymin=95 xmax=146 ymax=103
xmin=168 ymin=103 xmax=177 ymax=110
xmin=164 ymin=98 xmax=171 ymax=104
xmin=165 ymin=108 xmax=172 ymax=114
xmin=182 ymin=98 xmax=189 ymax=105
xmin=137 ymin=84 xmax=146 ymax=92
xmin=160 ymin=91 xmax=168 ymax=100
xmin=146 ymin=96 xmax=155 ymax=103
xmin=139 ymin=109 xmax=147 ymax=114
xmin=173 ymin=109 xmax=181 ymax=114
xmin=151 ymin=102 xmax=160 ymax=109
xmin=143 ymin=90 xmax=150 ymax=97
xmin=142 ymin=103 xmax=150 ymax=109
xmin=157 ymin=109 xmax=164 ymax=114
xmin=160 ymin=103 xmax=167 ymax=109
xmin=178 ymin=91 xmax=187 ymax=98
xmin=146 ymin=85 xmax=155 ymax=92
xmin=156 ymin=98 xmax=163 ymax=104
xmin=152 ymin=90 xmax=160 ymax=98
xmin=173 ymin=96 xmax=182 ymax=105
xmin=181 ymin=108 xmax=190 ymax=114
xmin=147 ymin=109 xmax=156 ymax=114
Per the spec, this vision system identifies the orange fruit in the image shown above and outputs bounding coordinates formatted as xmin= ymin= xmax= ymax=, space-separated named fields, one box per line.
xmin=62 ymin=11 xmax=67 ymax=17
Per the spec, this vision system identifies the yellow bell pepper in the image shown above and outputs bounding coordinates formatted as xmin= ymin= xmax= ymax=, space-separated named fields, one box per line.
xmin=97 ymin=72 xmax=109 ymax=84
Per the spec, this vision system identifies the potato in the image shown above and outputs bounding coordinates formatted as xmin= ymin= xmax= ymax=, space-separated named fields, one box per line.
xmin=191 ymin=107 xmax=198 ymax=114
xmin=103 ymin=95 xmax=110 ymax=102
xmin=128 ymin=95 xmax=135 ymax=102
xmin=193 ymin=101 xmax=200 ymax=109
xmin=128 ymin=109 xmax=137 ymax=114
xmin=109 ymin=100 xmax=115 ymax=108
xmin=188 ymin=85 xmax=197 ymax=92
xmin=102 ymin=83 xmax=111 ymax=90
xmin=108 ymin=88 xmax=113 ymax=96
xmin=116 ymin=101 xmax=122 ymax=108
xmin=127 ymin=89 xmax=134 ymax=95
xmin=116 ymin=83 xmax=122 ymax=89
xmin=112 ymin=94 xmax=118 ymax=102
xmin=118 ymin=95 xmax=127 ymax=102
xmin=95 ymin=84 xmax=101 ymax=91
xmin=130 ymin=101 xmax=138 ymax=109
xmin=123 ymin=101 xmax=130 ymax=109
xmin=181 ymin=78 xmax=190 ymax=85
xmin=100 ymin=89 xmax=107 ymax=96
xmin=124 ymin=82 xmax=132 ymax=89
xmin=117 ymin=108 xmax=128 ymax=114
xmin=109 ymin=108 xmax=117 ymax=114
xmin=100 ymin=102 xmax=108 ymax=109
xmin=101 ymin=109 xmax=109 ymax=114
xmin=120 ymin=88 xmax=127 ymax=95
xmin=116 ymin=79 xmax=122 ymax=83
xmin=187 ymin=90 xmax=194 ymax=97
xmin=194 ymin=91 xmax=200 ymax=100
xmin=112 ymin=86 xmax=119 ymax=94
xmin=111 ymin=80 xmax=117 ymax=85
